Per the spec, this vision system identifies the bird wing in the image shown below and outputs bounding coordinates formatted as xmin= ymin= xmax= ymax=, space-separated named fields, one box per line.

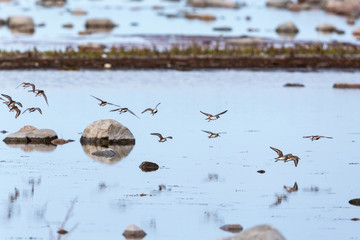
xmin=14 ymin=108 xmax=21 ymax=119
xmin=202 ymin=130 xmax=214 ymax=135
xmin=29 ymin=83 xmax=36 ymax=92
xmin=200 ymin=111 xmax=212 ymax=117
xmin=302 ymin=136 xmax=312 ymax=138
xmin=270 ymin=147 xmax=283 ymax=157
xmin=107 ymin=102 xmax=120 ymax=107
xmin=22 ymin=108 xmax=29 ymax=114
xmin=110 ymin=108 xmax=120 ymax=112
xmin=15 ymin=101 xmax=23 ymax=107
xmin=155 ymin=102 xmax=161 ymax=108
xmin=91 ymin=95 xmax=103 ymax=102
xmin=319 ymin=136 xmax=333 ymax=139
xmin=36 ymin=108 xmax=43 ymax=114
xmin=16 ymin=82 xmax=24 ymax=89
xmin=41 ymin=92 xmax=49 ymax=106
xmin=166 ymin=136 xmax=173 ymax=139
xmin=293 ymin=182 xmax=298 ymax=190
xmin=151 ymin=133 xmax=163 ymax=139
xmin=217 ymin=110 xmax=228 ymax=116
xmin=127 ymin=109 xmax=140 ymax=119
xmin=142 ymin=108 xmax=152 ymax=114
xmin=1 ymin=94 xmax=12 ymax=101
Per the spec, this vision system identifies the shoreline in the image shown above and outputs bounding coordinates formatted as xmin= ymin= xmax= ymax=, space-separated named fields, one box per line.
xmin=1 ymin=55 xmax=360 ymax=70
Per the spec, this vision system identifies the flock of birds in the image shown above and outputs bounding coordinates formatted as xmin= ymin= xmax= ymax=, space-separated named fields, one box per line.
xmin=1 ymin=82 xmax=334 ymax=167
xmin=1 ymin=82 xmax=48 ymax=119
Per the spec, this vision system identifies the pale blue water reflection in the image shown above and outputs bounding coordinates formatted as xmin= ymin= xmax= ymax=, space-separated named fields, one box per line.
xmin=0 ymin=70 xmax=359 ymax=239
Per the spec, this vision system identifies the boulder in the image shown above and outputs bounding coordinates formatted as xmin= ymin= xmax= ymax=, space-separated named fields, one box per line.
xmin=3 ymin=125 xmax=57 ymax=144
xmin=80 ymin=119 xmax=135 ymax=145
xmin=187 ymin=0 xmax=240 ymax=8
xmin=226 ymin=37 xmax=265 ymax=46
xmin=85 ymin=18 xmax=117 ymax=29
xmin=139 ymin=161 xmax=159 ymax=172
xmin=333 ymin=82 xmax=360 ymax=89
xmin=325 ymin=0 xmax=360 ymax=16
xmin=276 ymin=21 xmax=299 ymax=33
xmin=266 ymin=0 xmax=291 ymax=8
xmin=7 ymin=16 xmax=35 ymax=34
xmin=123 ymin=224 xmax=146 ymax=239
xmin=316 ymin=23 xmax=344 ymax=34
xmin=216 ymin=224 xmax=286 ymax=240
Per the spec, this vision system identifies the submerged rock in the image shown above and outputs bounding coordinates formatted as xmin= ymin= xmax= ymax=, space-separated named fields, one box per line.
xmin=316 ymin=23 xmax=344 ymax=34
xmin=7 ymin=16 xmax=35 ymax=34
xmin=3 ymin=125 xmax=57 ymax=144
xmin=216 ymin=224 xmax=286 ymax=240
xmin=333 ymin=82 xmax=360 ymax=89
xmin=284 ymin=83 xmax=305 ymax=87
xmin=123 ymin=224 xmax=146 ymax=239
xmin=51 ymin=139 xmax=74 ymax=145
xmin=80 ymin=119 xmax=135 ymax=145
xmin=139 ymin=161 xmax=159 ymax=172
xmin=266 ymin=0 xmax=291 ymax=8
xmin=220 ymin=224 xmax=243 ymax=233
xmin=85 ymin=18 xmax=117 ymax=29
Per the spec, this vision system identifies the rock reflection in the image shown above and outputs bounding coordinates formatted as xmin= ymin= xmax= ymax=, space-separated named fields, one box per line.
xmin=5 ymin=143 xmax=56 ymax=152
xmin=81 ymin=144 xmax=134 ymax=164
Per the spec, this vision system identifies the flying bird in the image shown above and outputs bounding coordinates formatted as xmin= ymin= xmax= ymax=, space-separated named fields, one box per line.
xmin=1 ymin=94 xmax=23 ymax=108
xmin=34 ymin=90 xmax=49 ymax=106
xmin=200 ymin=110 xmax=228 ymax=122
xmin=151 ymin=133 xmax=173 ymax=142
xmin=202 ymin=130 xmax=226 ymax=138
xmin=9 ymin=105 xmax=21 ymax=119
xmin=91 ymin=95 xmax=120 ymax=107
xmin=23 ymin=107 xmax=42 ymax=115
xmin=284 ymin=182 xmax=298 ymax=193
xmin=16 ymin=82 xmax=36 ymax=92
xmin=271 ymin=194 xmax=287 ymax=207
xmin=142 ymin=103 xmax=161 ymax=115
xmin=110 ymin=107 xmax=139 ymax=118
xmin=303 ymin=135 xmax=333 ymax=141
xmin=270 ymin=147 xmax=300 ymax=167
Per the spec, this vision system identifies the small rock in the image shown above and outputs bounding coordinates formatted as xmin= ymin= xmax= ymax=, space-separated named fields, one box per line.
xmin=266 ymin=0 xmax=291 ymax=8
xmin=184 ymin=12 xmax=216 ymax=21
xmin=351 ymin=217 xmax=360 ymax=221
xmin=92 ymin=149 xmax=117 ymax=158
xmin=349 ymin=198 xmax=360 ymax=206
xmin=104 ymin=63 xmax=112 ymax=69
xmin=3 ymin=125 xmax=57 ymax=144
xmin=220 ymin=224 xmax=243 ymax=233
xmin=85 ymin=18 xmax=117 ymax=29
xmin=347 ymin=18 xmax=355 ymax=25
xmin=62 ymin=23 xmax=73 ymax=28
xmin=71 ymin=8 xmax=87 ymax=15
xmin=216 ymin=224 xmax=286 ymax=240
xmin=78 ymin=43 xmax=106 ymax=51
xmin=187 ymin=0 xmax=240 ymax=9
xmin=257 ymin=170 xmax=266 ymax=174
xmin=284 ymin=83 xmax=305 ymax=87
xmin=333 ymin=82 xmax=360 ymax=89
xmin=0 ymin=130 xmax=8 ymax=134
xmin=213 ymin=26 xmax=232 ymax=31
xmin=245 ymin=16 xmax=251 ymax=21
xmin=226 ymin=37 xmax=265 ymax=46
xmin=51 ymin=139 xmax=74 ymax=145
xmin=123 ymin=224 xmax=146 ymax=239
xmin=353 ymin=27 xmax=360 ymax=39
xmin=287 ymin=3 xmax=302 ymax=11
xmin=316 ymin=23 xmax=343 ymax=34
xmin=139 ymin=161 xmax=159 ymax=172
xmin=276 ymin=21 xmax=299 ymax=34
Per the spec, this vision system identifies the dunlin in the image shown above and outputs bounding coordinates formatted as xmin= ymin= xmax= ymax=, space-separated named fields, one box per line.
xmin=23 ymin=107 xmax=42 ymax=115
xmin=16 ymin=82 xmax=36 ymax=92
xmin=284 ymin=182 xmax=298 ymax=193
xmin=200 ymin=110 xmax=228 ymax=122
xmin=151 ymin=133 xmax=173 ymax=142
xmin=202 ymin=130 xmax=226 ymax=138
xmin=142 ymin=103 xmax=161 ymax=115
xmin=270 ymin=147 xmax=300 ymax=167
xmin=9 ymin=105 xmax=21 ymax=119
xmin=1 ymin=94 xmax=23 ymax=108
xmin=34 ymin=90 xmax=49 ymax=106
xmin=110 ymin=107 xmax=139 ymax=118
xmin=303 ymin=135 xmax=333 ymax=141
xmin=91 ymin=95 xmax=120 ymax=107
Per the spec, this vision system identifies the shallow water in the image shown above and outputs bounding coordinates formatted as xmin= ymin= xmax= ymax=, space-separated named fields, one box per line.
xmin=0 ymin=0 xmax=359 ymax=50
xmin=0 ymin=70 xmax=360 ymax=239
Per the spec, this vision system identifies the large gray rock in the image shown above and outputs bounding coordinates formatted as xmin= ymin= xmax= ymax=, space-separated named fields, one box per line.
xmin=266 ymin=0 xmax=291 ymax=8
xmin=276 ymin=21 xmax=299 ymax=33
xmin=3 ymin=125 xmax=57 ymax=144
xmin=80 ymin=119 xmax=135 ymax=145
xmin=7 ymin=16 xmax=35 ymax=34
xmin=216 ymin=224 xmax=286 ymax=240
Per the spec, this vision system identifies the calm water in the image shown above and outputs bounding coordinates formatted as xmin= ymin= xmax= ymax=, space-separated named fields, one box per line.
xmin=0 ymin=70 xmax=360 ymax=239
xmin=0 ymin=0 xmax=359 ymax=50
